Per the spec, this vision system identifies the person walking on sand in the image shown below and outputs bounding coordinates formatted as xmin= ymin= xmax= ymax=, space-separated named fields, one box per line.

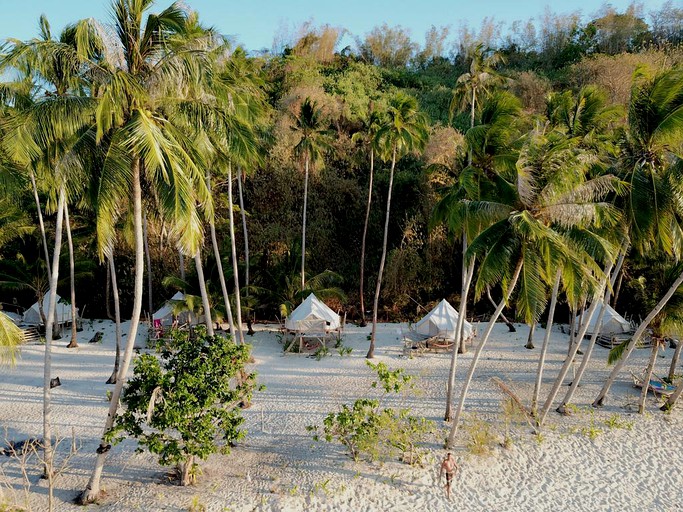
xmin=439 ymin=452 xmax=458 ymax=499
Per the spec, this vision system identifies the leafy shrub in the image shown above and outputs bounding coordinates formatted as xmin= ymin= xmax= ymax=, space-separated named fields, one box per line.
xmin=109 ymin=327 xmax=257 ymax=485
xmin=309 ymin=361 xmax=433 ymax=463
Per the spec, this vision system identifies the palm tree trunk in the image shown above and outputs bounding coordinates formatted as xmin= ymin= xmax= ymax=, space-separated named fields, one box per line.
xmin=661 ymin=378 xmax=683 ymax=411
xmin=532 ymin=269 xmax=562 ymax=415
xmin=64 ymin=202 xmax=78 ymax=348
xmin=30 ymin=172 xmax=52 ymax=284
xmin=668 ymin=340 xmax=682 ymax=382
xmin=79 ymin=158 xmax=146 ymax=504
xmin=458 ymin=234 xmax=473 ymax=354
xmin=105 ymin=263 xmax=114 ymax=321
xmin=143 ymin=214 xmax=153 ymax=317
xmin=368 ymin=146 xmax=397 ymax=358
xmin=206 ymin=170 xmax=235 ymax=339
xmin=525 ymin=322 xmax=536 ymax=350
xmin=179 ymin=251 xmax=185 ymax=281
xmin=638 ymin=339 xmax=662 ymax=414
xmin=228 ymin=163 xmax=244 ymax=344
xmin=557 ymin=262 xmax=615 ymax=414
xmin=106 ymin=254 xmax=122 ymax=385
xmin=194 ymin=252 xmax=214 ymax=336
xmin=538 ymin=268 xmax=613 ymax=426
xmin=359 ymin=147 xmax=374 ymax=327
xmin=593 ymin=268 xmax=683 ymax=408
xmin=301 ymin=155 xmax=310 ymax=292
xmin=486 ymin=287 xmax=516 ymax=332
xmin=43 ymin=188 xmax=66 ymax=481
xmin=444 ymin=242 xmax=475 ymax=421
xmin=237 ymin=167 xmax=254 ymax=336
xmin=446 ymin=258 xmax=524 ymax=446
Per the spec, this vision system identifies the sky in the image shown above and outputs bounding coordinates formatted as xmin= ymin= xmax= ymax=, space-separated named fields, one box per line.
xmin=0 ymin=0 xmax=669 ymax=53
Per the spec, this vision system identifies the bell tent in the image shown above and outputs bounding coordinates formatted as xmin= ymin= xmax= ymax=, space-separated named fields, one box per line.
xmin=23 ymin=294 xmax=76 ymax=326
xmin=153 ymin=292 xmax=192 ymax=326
xmin=413 ymin=299 xmax=474 ymax=341
xmin=285 ymin=294 xmax=340 ymax=332
xmin=575 ymin=302 xmax=631 ymax=335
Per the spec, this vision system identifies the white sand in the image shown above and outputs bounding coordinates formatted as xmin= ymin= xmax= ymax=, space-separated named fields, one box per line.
xmin=0 ymin=319 xmax=681 ymax=511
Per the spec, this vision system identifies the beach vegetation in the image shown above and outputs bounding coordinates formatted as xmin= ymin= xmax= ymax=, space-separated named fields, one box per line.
xmin=108 ymin=327 xmax=256 ymax=486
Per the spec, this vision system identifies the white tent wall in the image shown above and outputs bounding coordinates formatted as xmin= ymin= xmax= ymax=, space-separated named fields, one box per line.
xmin=413 ymin=299 xmax=474 ymax=341
xmin=574 ymin=302 xmax=631 ymax=335
xmin=153 ymin=292 xmax=192 ymax=326
xmin=285 ymin=294 xmax=341 ymax=332
xmin=22 ymin=294 xmax=76 ymax=326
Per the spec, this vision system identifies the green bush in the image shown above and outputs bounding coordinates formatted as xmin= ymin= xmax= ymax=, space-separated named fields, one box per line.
xmin=108 ymin=327 xmax=257 ymax=485
xmin=308 ymin=361 xmax=433 ymax=463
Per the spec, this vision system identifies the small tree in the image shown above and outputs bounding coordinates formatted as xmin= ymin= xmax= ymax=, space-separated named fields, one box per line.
xmin=109 ymin=327 xmax=257 ymax=486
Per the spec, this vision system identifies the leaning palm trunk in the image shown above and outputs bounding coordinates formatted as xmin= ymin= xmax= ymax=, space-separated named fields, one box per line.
xmin=538 ymin=265 xmax=613 ymax=426
xmin=194 ymin=252 xmax=214 ymax=336
xmin=661 ymin=378 xmax=683 ymax=411
xmin=228 ymin=164 xmax=244 ymax=344
xmin=43 ymin=188 xmax=66 ymax=484
xmin=458 ymin=242 xmax=475 ymax=354
xmin=359 ymin=147 xmax=374 ymax=327
xmin=446 ymin=258 xmax=524 ymax=446
xmin=79 ymin=159 xmax=146 ymax=504
xmin=237 ymin=167 xmax=253 ymax=335
xmin=64 ymin=203 xmax=78 ymax=348
xmin=638 ymin=339 xmax=663 ymax=414
xmin=593 ymin=268 xmax=683 ymax=407
xmin=444 ymin=242 xmax=475 ymax=421
xmin=532 ymin=269 xmax=562 ymax=415
xmin=206 ymin=170 xmax=235 ymax=339
xmin=106 ymin=254 xmax=122 ymax=385
xmin=301 ymin=154 xmax=310 ymax=292
xmin=369 ymin=146 xmax=397 ymax=358
xmin=30 ymin=172 xmax=52 ymax=283
xmin=143 ymin=214 xmax=153 ymax=317
xmin=486 ymin=287 xmax=516 ymax=332
xmin=557 ymin=263 xmax=614 ymax=414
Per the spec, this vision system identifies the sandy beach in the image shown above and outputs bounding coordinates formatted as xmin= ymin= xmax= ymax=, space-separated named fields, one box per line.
xmin=1 ymin=319 xmax=681 ymax=511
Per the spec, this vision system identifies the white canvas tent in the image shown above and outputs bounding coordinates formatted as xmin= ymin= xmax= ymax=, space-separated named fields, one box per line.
xmin=23 ymin=294 xmax=76 ymax=326
xmin=153 ymin=292 xmax=192 ymax=326
xmin=285 ymin=294 xmax=340 ymax=332
xmin=575 ymin=302 xmax=631 ymax=335
xmin=413 ymin=299 xmax=474 ymax=341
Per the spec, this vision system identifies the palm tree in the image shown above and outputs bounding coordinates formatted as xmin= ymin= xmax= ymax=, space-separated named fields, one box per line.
xmin=80 ymin=1 xmax=216 ymax=502
xmin=353 ymin=107 xmax=384 ymax=327
xmin=368 ymin=92 xmax=428 ymax=358
xmin=291 ymin=98 xmax=332 ymax=292
xmin=446 ymin=126 xmax=620 ymax=445
xmin=433 ymin=90 xmax=522 ymax=419
xmin=1 ymin=17 xmax=98 ymax=488
xmin=594 ymin=67 xmax=683 ymax=409
xmin=451 ymin=43 xmax=506 ymax=134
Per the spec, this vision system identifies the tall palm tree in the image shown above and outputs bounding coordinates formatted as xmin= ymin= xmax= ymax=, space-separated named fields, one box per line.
xmin=1 ymin=17 xmax=98 ymax=487
xmin=433 ymin=90 xmax=522 ymax=419
xmin=446 ymin=126 xmax=620 ymax=445
xmin=291 ymin=98 xmax=332 ymax=292
xmin=368 ymin=92 xmax=428 ymax=358
xmin=594 ymin=67 xmax=683 ymax=409
xmin=80 ymin=1 xmax=216 ymax=502
xmin=451 ymin=43 xmax=506 ymax=134
xmin=353 ymin=107 xmax=384 ymax=327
